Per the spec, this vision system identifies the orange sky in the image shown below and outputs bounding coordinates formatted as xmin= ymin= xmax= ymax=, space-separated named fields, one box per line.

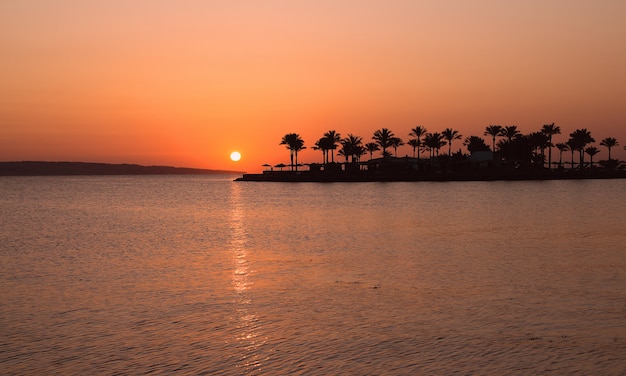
xmin=1 ymin=0 xmax=625 ymax=173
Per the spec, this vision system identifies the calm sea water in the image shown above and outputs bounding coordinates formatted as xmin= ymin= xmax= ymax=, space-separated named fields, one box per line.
xmin=1 ymin=175 xmax=625 ymax=375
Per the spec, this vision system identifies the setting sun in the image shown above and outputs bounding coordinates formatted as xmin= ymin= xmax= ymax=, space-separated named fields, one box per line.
xmin=230 ymin=151 xmax=241 ymax=162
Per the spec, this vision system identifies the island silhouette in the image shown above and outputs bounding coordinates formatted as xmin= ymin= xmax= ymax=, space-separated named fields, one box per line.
xmin=238 ymin=125 xmax=625 ymax=182
xmin=0 ymin=162 xmax=243 ymax=176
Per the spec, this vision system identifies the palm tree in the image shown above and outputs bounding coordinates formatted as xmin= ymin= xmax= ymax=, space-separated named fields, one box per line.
xmin=500 ymin=125 xmax=521 ymax=143
xmin=313 ymin=137 xmax=333 ymax=165
xmin=555 ymin=143 xmax=569 ymax=169
xmin=365 ymin=142 xmax=380 ymax=160
xmin=353 ymin=145 xmax=367 ymax=163
xmin=541 ymin=123 xmax=561 ymax=169
xmin=323 ymin=130 xmax=341 ymax=163
xmin=424 ymin=132 xmax=445 ymax=159
xmin=585 ymin=146 xmax=599 ymax=171
xmin=600 ymin=137 xmax=619 ymax=160
xmin=390 ymin=137 xmax=404 ymax=156
xmin=337 ymin=143 xmax=350 ymax=163
xmin=280 ymin=133 xmax=306 ymax=171
xmin=442 ymin=128 xmax=462 ymax=156
xmin=566 ymin=139 xmax=577 ymax=169
xmin=340 ymin=134 xmax=364 ymax=163
xmin=527 ymin=132 xmax=550 ymax=165
xmin=372 ymin=128 xmax=395 ymax=157
xmin=407 ymin=139 xmax=420 ymax=158
xmin=569 ymin=129 xmax=595 ymax=170
xmin=484 ymin=125 xmax=502 ymax=153
xmin=409 ymin=126 xmax=428 ymax=163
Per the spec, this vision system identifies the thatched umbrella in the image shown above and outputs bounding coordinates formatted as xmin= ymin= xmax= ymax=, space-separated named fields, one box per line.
xmin=274 ymin=163 xmax=286 ymax=171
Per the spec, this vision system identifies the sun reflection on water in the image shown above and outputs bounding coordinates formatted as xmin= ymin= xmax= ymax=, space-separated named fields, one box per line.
xmin=229 ymin=183 xmax=267 ymax=372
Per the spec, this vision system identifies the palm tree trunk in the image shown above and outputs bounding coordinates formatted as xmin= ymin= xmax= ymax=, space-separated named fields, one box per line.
xmin=579 ymin=150 xmax=584 ymax=170
xmin=417 ymin=144 xmax=420 ymax=163
xmin=548 ymin=136 xmax=552 ymax=169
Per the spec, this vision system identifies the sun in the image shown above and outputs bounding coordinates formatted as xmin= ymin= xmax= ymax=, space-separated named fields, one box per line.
xmin=230 ymin=151 xmax=241 ymax=162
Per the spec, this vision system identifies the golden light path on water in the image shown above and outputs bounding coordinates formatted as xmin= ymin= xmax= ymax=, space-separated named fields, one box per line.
xmin=229 ymin=182 xmax=266 ymax=373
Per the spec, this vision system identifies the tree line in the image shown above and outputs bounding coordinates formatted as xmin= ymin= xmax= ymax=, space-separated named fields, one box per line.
xmin=279 ymin=125 xmax=621 ymax=172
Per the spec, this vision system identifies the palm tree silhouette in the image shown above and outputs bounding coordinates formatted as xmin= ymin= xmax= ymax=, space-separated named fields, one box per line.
xmin=338 ymin=144 xmax=350 ymax=163
xmin=484 ymin=125 xmax=502 ymax=153
xmin=442 ymin=128 xmax=462 ymax=157
xmin=409 ymin=126 xmax=428 ymax=163
xmin=313 ymin=137 xmax=333 ymax=165
xmin=569 ymin=129 xmax=595 ymax=170
xmin=372 ymin=128 xmax=395 ymax=156
xmin=555 ymin=143 xmax=569 ymax=169
xmin=323 ymin=130 xmax=341 ymax=163
xmin=566 ymin=139 xmax=577 ymax=169
xmin=424 ymin=132 xmax=445 ymax=159
xmin=541 ymin=123 xmax=561 ymax=169
xmin=365 ymin=142 xmax=380 ymax=160
xmin=340 ymin=134 xmax=364 ymax=163
xmin=600 ymin=137 xmax=619 ymax=160
xmin=390 ymin=137 xmax=404 ymax=157
xmin=527 ymin=132 xmax=550 ymax=165
xmin=500 ymin=125 xmax=521 ymax=143
xmin=280 ymin=133 xmax=306 ymax=171
xmin=407 ymin=139 xmax=420 ymax=158
xmin=585 ymin=146 xmax=599 ymax=171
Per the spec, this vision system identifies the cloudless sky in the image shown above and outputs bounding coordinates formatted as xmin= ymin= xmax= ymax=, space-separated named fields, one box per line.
xmin=1 ymin=0 xmax=625 ymax=172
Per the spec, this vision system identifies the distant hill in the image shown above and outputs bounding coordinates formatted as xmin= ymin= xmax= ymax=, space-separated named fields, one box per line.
xmin=0 ymin=161 xmax=243 ymax=176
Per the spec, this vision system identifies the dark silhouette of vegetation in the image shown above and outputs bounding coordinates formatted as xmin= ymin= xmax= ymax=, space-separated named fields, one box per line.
xmin=585 ymin=146 xmax=599 ymax=170
xmin=365 ymin=142 xmax=380 ymax=160
xmin=556 ymin=142 xmax=569 ymax=169
xmin=464 ymin=136 xmax=490 ymax=153
xmin=542 ymin=123 xmax=561 ymax=169
xmin=390 ymin=137 xmax=404 ymax=157
xmin=252 ymin=125 xmax=624 ymax=182
xmin=500 ymin=125 xmax=521 ymax=143
xmin=280 ymin=133 xmax=306 ymax=171
xmin=338 ymin=134 xmax=365 ymax=163
xmin=566 ymin=139 xmax=577 ymax=169
xmin=407 ymin=139 xmax=420 ymax=158
xmin=424 ymin=132 xmax=445 ymax=159
xmin=313 ymin=136 xmax=333 ymax=165
xmin=569 ymin=129 xmax=595 ymax=170
xmin=409 ymin=126 xmax=427 ymax=163
xmin=323 ymin=130 xmax=341 ymax=163
xmin=442 ymin=128 xmax=462 ymax=156
xmin=600 ymin=137 xmax=618 ymax=160
xmin=484 ymin=125 xmax=502 ymax=154
xmin=372 ymin=128 xmax=395 ymax=157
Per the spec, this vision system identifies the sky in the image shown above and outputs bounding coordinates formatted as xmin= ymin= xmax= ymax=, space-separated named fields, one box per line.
xmin=1 ymin=0 xmax=625 ymax=173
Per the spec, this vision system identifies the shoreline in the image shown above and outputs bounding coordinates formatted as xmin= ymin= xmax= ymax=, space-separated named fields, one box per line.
xmin=0 ymin=161 xmax=243 ymax=176
xmin=235 ymin=169 xmax=626 ymax=182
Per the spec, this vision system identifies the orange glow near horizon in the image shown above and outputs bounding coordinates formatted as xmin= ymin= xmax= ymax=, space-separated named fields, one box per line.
xmin=1 ymin=1 xmax=625 ymax=173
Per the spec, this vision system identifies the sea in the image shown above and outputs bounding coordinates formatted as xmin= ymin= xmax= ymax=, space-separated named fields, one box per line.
xmin=1 ymin=175 xmax=625 ymax=375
